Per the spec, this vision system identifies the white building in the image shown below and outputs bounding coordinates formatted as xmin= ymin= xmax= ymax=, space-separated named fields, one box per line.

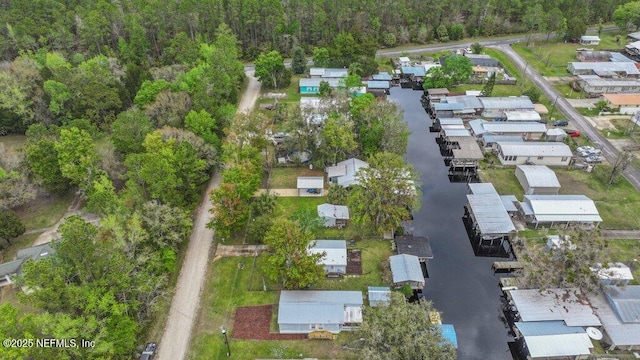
xmin=317 ymin=204 xmax=350 ymax=228
xmin=496 ymin=142 xmax=573 ymax=166
xmin=308 ymin=240 xmax=348 ymax=275
xmin=579 ymin=35 xmax=601 ymax=45
xmin=590 ymin=263 xmax=634 ymax=286
xmin=517 ymin=195 xmax=602 ymax=228
xmin=515 ymin=165 xmax=561 ymax=195
xmin=326 ymin=158 xmax=369 ymax=188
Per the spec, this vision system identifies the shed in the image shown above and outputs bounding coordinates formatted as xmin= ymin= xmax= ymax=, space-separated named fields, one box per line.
xmin=514 ymin=321 xmax=593 ymax=359
xmin=496 ymin=142 xmax=573 ymax=167
xmin=545 ymin=128 xmax=567 ymax=142
xmin=367 ymin=286 xmax=391 ymax=307
xmin=515 ymin=165 xmax=561 ymax=195
xmin=398 ymin=57 xmax=411 ymax=67
xmin=394 ymin=236 xmax=434 ymax=262
xmin=326 ymin=158 xmax=369 ymax=188
xmin=587 ymin=290 xmax=640 ymax=350
xmin=579 ymin=35 xmax=601 ymax=45
xmin=517 ymin=194 xmax=602 ymax=228
xmin=317 ymin=203 xmax=350 ymax=228
xmin=507 ymin=288 xmax=601 ymax=327
xmin=297 ymin=176 xmax=324 ymax=197
xmin=308 ymin=240 xmax=347 ymax=275
xmin=278 ymin=290 xmax=363 ymax=334
xmin=591 ymin=263 xmax=634 ymax=286
xmin=389 ymin=254 xmax=424 ymax=290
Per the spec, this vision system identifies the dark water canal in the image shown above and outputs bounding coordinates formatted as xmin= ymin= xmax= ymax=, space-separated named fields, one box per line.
xmin=390 ymin=88 xmax=512 ymax=360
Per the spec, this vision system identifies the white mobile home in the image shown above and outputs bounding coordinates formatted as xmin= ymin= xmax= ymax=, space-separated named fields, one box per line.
xmin=496 ymin=142 xmax=573 ymax=166
xmin=479 ymin=97 xmax=535 ymax=118
xmin=517 ymin=195 xmax=602 ymax=228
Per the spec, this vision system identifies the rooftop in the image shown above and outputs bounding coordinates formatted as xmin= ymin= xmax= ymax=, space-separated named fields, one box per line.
xmin=309 ymin=240 xmax=347 ymax=267
xmin=297 ymin=176 xmax=324 ymax=189
xmin=389 ymin=254 xmax=424 ymax=284
xmin=278 ymin=290 xmax=363 ymax=325
xmin=587 ymin=291 xmax=640 ymax=347
xmin=366 ymin=80 xmax=390 ymax=89
xmin=591 ymin=262 xmax=634 ymax=282
xmin=479 ymin=96 xmax=535 ymax=110
xmin=508 ymin=288 xmax=601 ymax=327
xmin=367 ymin=286 xmax=391 ymax=306
xmin=428 ymin=88 xmax=450 ymax=95
xmin=516 ymin=165 xmax=561 ymax=188
xmin=515 ymin=321 xmax=592 ymax=358
xmin=579 ymin=77 xmax=640 ymax=87
xmin=466 ymin=183 xmax=516 ymax=235
xmin=482 ymin=122 xmax=546 ymax=133
xmin=433 ymin=102 xmax=464 ymax=111
xmin=497 ymin=142 xmax=573 ymax=157
xmin=445 ymin=95 xmax=483 ymax=110
xmin=326 ymin=158 xmax=369 ymax=187
xmin=394 ymin=236 xmax=434 ymax=259
xmin=401 ymin=66 xmax=426 ymax=77
xmin=569 ymin=61 xmax=640 ymax=75
xmin=502 ymin=110 xmax=542 ymax=122
xmin=604 ymin=285 xmax=640 ymax=323
xmin=521 ymin=195 xmax=602 ymax=223
xmin=451 ymin=137 xmax=484 ymax=160
xmin=317 ymin=204 xmax=350 ymax=220
xmin=603 ymin=93 xmax=640 ymax=105
xmin=437 ymin=118 xmax=464 ymax=126
xmin=372 ymin=72 xmax=392 ymax=81
xmin=299 ymin=78 xmax=341 ymax=88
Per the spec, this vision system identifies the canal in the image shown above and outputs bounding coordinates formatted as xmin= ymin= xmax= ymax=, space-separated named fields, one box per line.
xmin=390 ymin=88 xmax=512 ymax=360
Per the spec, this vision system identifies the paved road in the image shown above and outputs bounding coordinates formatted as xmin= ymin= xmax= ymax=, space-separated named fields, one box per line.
xmin=156 ymin=71 xmax=261 ymax=360
xmin=496 ymin=44 xmax=640 ymax=192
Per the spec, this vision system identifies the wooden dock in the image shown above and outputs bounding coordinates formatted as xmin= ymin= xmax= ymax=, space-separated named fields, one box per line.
xmin=492 ymin=261 xmax=523 ymax=273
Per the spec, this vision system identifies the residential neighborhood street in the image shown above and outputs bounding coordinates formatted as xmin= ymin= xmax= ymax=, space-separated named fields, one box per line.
xmin=496 ymin=44 xmax=640 ymax=192
xmin=156 ymin=72 xmax=261 ymax=360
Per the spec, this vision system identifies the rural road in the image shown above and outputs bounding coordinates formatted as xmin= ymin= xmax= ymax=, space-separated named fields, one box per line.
xmin=496 ymin=44 xmax=640 ymax=192
xmin=156 ymin=71 xmax=261 ymax=360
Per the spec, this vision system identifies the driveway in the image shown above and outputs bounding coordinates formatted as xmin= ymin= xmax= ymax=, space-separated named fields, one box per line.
xmin=156 ymin=72 xmax=261 ymax=360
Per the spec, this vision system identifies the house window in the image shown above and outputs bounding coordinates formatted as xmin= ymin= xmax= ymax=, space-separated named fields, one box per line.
xmin=537 ymin=156 xmax=544 ymax=160
xmin=561 ymin=157 xmax=568 ymax=161
xmin=310 ymin=324 xmax=324 ymax=330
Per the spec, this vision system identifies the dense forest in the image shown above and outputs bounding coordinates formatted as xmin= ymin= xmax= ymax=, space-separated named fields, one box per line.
xmin=0 ymin=0 xmax=631 ymax=64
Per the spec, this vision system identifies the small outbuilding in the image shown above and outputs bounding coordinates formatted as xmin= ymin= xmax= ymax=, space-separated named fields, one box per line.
xmin=545 ymin=128 xmax=567 ymax=142
xmin=367 ymin=286 xmax=391 ymax=307
xmin=389 ymin=254 xmax=425 ymax=290
xmin=317 ymin=203 xmax=349 ymax=228
xmin=515 ymin=165 xmax=561 ymax=195
xmin=579 ymin=35 xmax=601 ymax=45
xmin=308 ymin=240 xmax=347 ymax=276
xmin=297 ymin=176 xmax=324 ymax=197
xmin=278 ymin=290 xmax=363 ymax=334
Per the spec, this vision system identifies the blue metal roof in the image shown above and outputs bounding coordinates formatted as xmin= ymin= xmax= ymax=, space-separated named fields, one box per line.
xmin=367 ymin=80 xmax=390 ymax=89
xmin=372 ymin=72 xmax=392 ymax=81
xmin=401 ymin=66 xmax=426 ymax=76
xmin=439 ymin=324 xmax=458 ymax=348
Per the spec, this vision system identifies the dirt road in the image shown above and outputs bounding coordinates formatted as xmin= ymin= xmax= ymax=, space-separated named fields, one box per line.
xmin=156 ymin=71 xmax=261 ymax=360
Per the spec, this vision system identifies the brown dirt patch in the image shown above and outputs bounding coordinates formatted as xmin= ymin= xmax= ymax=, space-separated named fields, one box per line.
xmin=346 ymin=249 xmax=362 ymax=275
xmin=232 ymin=305 xmax=306 ymax=340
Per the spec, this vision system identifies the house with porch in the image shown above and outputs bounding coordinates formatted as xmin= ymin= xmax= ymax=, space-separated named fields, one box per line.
xmin=0 ymin=242 xmax=56 ymax=288
xmin=389 ymin=254 xmax=425 ymax=290
xmin=479 ymin=97 xmax=535 ymax=118
xmin=495 ymin=142 xmax=573 ymax=166
xmin=326 ymin=158 xmax=369 ymax=188
xmin=516 ymin=194 xmax=602 ymax=228
xmin=278 ymin=290 xmax=363 ymax=334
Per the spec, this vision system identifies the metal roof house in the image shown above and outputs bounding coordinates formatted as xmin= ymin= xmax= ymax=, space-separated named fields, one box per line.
xmin=463 ymin=183 xmax=516 ymax=257
xmin=588 ymin=288 xmax=640 ymax=350
xmin=507 ymin=288 xmax=601 ymax=327
xmin=365 ymin=80 xmax=390 ymax=98
xmin=481 ymin=134 xmax=524 ymax=150
xmin=463 ymin=53 xmax=500 ymax=67
xmin=398 ymin=56 xmax=411 ymax=67
xmin=299 ymin=78 xmax=341 ymax=95
xmin=431 ymin=117 xmax=463 ymax=132
xmin=317 ymin=203 xmax=349 ymax=228
xmin=567 ymin=62 xmax=640 ymax=77
xmin=308 ymin=240 xmax=348 ymax=276
xmin=495 ymin=142 xmax=573 ymax=167
xmin=278 ymin=290 xmax=363 ymax=334
xmin=515 ymin=165 xmax=561 ymax=195
xmin=389 ymin=254 xmax=425 ymax=290
xmin=513 ymin=321 xmax=593 ymax=359
xmin=501 ymin=110 xmax=542 ymax=122
xmin=309 ymin=68 xmax=348 ymax=79
xmin=437 ymin=125 xmax=483 ymax=182
xmin=479 ymin=96 xmax=535 ymax=117
xmin=579 ymin=35 xmax=601 ymax=45
xmin=482 ymin=122 xmax=546 ymax=140
xmin=425 ymin=88 xmax=450 ymax=103
xmin=445 ymin=95 xmax=484 ymax=116
xmin=326 ymin=158 xmax=369 ymax=188
xmin=0 ymin=242 xmax=56 ymax=287
xmin=372 ymin=72 xmax=392 ymax=81
xmin=517 ymin=195 xmax=602 ymax=228
xmin=297 ymin=176 xmax=324 ymax=197
xmin=578 ymin=76 xmax=640 ymax=97
xmin=367 ymin=286 xmax=391 ymax=307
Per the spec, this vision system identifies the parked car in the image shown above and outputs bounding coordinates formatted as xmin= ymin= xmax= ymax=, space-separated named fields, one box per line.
xmin=140 ymin=343 xmax=157 ymax=360
xmin=565 ymin=129 xmax=580 ymax=137
xmin=553 ymin=120 xmax=569 ymax=127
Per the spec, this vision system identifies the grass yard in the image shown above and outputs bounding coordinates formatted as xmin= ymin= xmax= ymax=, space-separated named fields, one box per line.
xmin=478 ymin=168 xmax=525 ymax=199
xmin=484 ymin=48 xmax=523 ymax=82
xmin=262 ymin=74 xmax=303 ymax=103
xmin=605 ymin=239 xmax=640 ymax=285
xmin=188 ymin=255 xmax=362 ymax=360
xmin=553 ymin=84 xmax=583 ymax=99
xmin=275 ymin=196 xmax=327 ymax=219
xmin=312 ymin=239 xmax=391 ymax=292
xmin=269 ymin=167 xmax=326 ymax=188
xmin=555 ymin=169 xmax=640 ymax=229
xmin=512 ymin=32 xmax=625 ymax=77
xmin=13 ymin=193 xmax=74 ymax=231
xmin=600 ymin=118 xmax=640 ymax=139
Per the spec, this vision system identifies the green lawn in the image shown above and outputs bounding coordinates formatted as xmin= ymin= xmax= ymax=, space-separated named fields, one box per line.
xmin=576 ymin=107 xmax=600 ymax=117
xmin=275 ymin=196 xmax=327 ymax=219
xmin=269 ymin=167 xmax=326 ymax=188
xmin=512 ymin=32 xmax=625 ymax=77
xmin=553 ymin=84 xmax=583 ymax=99
xmin=605 ymin=240 xmax=640 ymax=285
xmin=484 ymin=48 xmax=524 ymax=82
xmin=600 ymin=118 xmax=640 ymax=139
xmin=478 ymin=168 xmax=525 ymax=199
xmin=262 ymin=74 xmax=303 ymax=103
xmin=13 ymin=193 xmax=74 ymax=231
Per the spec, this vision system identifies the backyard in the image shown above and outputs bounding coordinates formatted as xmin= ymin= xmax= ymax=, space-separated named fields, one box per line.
xmin=188 ymin=239 xmax=392 ymax=360
xmin=268 ymin=166 xmax=326 ymax=188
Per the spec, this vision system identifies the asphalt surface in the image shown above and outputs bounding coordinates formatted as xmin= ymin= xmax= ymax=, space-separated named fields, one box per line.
xmin=496 ymin=44 xmax=640 ymax=191
xmin=156 ymin=71 xmax=261 ymax=360
xmin=392 ymin=88 xmax=512 ymax=360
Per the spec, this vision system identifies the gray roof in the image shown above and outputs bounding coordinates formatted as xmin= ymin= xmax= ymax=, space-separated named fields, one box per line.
xmin=604 ymin=285 xmax=640 ymax=323
xmin=482 ymin=134 xmax=524 ymax=144
xmin=508 ymin=288 xmax=601 ymax=326
xmin=579 ymin=77 xmax=640 ymax=88
xmin=326 ymin=158 xmax=369 ymax=187
xmin=446 ymin=95 xmax=483 ymax=110
xmin=469 ymin=119 xmax=487 ymax=135
xmin=500 ymin=195 xmax=519 ymax=212
xmin=428 ymin=88 xmax=450 ymax=95
xmin=437 ymin=118 xmax=463 ymax=126
xmin=569 ymin=61 xmax=640 ymax=75
xmin=297 ymin=176 xmax=324 ymax=189
xmin=546 ymin=128 xmax=566 ymax=136
xmin=522 ymin=195 xmax=602 ymax=223
xmin=278 ymin=290 xmax=363 ymax=325
xmin=580 ymin=35 xmax=600 ymax=41
xmin=309 ymin=67 xmax=348 ymax=78
xmin=451 ymin=137 xmax=484 ymax=160
xmin=482 ymin=122 xmax=546 ymax=134
xmin=503 ymin=110 xmax=542 ymax=122
xmin=464 ymin=54 xmax=500 ymax=67
xmin=372 ymin=72 xmax=392 ymax=81
xmin=280 ymin=290 xmax=363 ymax=305
xmin=516 ymin=322 xmax=592 ymax=358
xmin=367 ymin=286 xmax=391 ymax=306
xmin=516 ymin=165 xmax=561 ymax=188
xmin=497 ymin=142 xmax=573 ymax=157
xmin=587 ymin=291 xmax=640 ymax=347
xmin=16 ymin=242 xmax=55 ymax=261
xmin=299 ymin=78 xmax=341 ymax=88
xmin=317 ymin=204 xmax=349 ymax=220
xmin=433 ymin=102 xmax=464 ymax=111
xmin=479 ymin=96 xmax=535 ymax=110
xmin=401 ymin=66 xmax=426 ymax=76
xmin=366 ymin=80 xmax=390 ymax=89
xmin=0 ymin=259 xmax=24 ymax=278
xmin=442 ymin=127 xmax=471 ymax=137
xmin=628 ymin=31 xmax=640 ymax=40
xmin=466 ymin=184 xmax=516 ymax=235
xmin=395 ymin=236 xmax=433 ymax=259
xmin=389 ymin=254 xmax=424 ymax=284
xmin=309 ymin=240 xmax=347 ymax=267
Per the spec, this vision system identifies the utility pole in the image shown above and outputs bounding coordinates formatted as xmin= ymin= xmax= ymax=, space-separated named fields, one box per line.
xmin=221 ymin=327 xmax=231 ymax=357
